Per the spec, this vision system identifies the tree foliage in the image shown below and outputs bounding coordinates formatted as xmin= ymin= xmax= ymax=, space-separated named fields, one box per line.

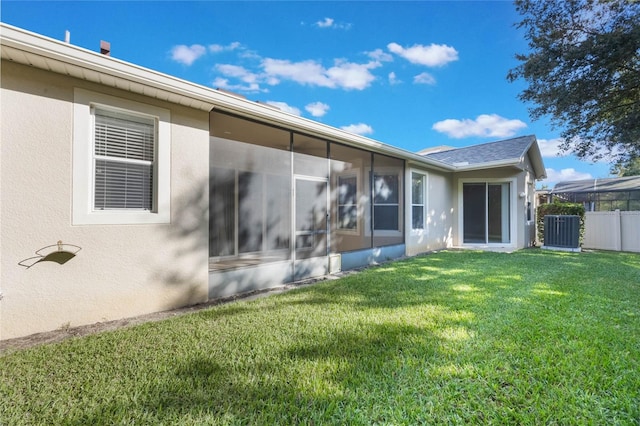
xmin=612 ymin=157 xmax=640 ymax=176
xmin=508 ymin=0 xmax=640 ymax=166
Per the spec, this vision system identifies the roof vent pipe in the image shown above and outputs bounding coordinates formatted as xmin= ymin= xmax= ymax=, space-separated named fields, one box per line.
xmin=64 ymin=30 xmax=70 ymax=44
xmin=100 ymin=40 xmax=111 ymax=56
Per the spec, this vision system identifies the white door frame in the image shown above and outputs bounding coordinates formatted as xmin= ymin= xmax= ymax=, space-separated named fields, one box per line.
xmin=293 ymin=174 xmax=330 ymax=278
xmin=458 ymin=177 xmax=517 ymax=248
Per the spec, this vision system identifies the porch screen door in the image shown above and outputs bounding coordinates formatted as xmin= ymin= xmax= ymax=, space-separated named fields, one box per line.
xmin=294 ymin=177 xmax=328 ymax=260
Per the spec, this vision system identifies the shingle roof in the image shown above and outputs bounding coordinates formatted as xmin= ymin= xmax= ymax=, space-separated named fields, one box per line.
xmin=552 ymin=176 xmax=640 ymax=194
xmin=423 ymin=135 xmax=536 ymax=166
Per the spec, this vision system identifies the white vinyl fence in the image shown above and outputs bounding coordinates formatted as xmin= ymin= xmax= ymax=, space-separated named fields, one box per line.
xmin=583 ymin=211 xmax=640 ymax=253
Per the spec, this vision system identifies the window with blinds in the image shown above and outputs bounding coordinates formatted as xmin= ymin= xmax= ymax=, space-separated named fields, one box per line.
xmin=93 ymin=108 xmax=156 ymax=211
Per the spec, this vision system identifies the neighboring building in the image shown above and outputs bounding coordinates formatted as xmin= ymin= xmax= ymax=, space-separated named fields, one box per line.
xmin=535 ymin=190 xmax=551 ymax=208
xmin=551 ymin=176 xmax=640 ymax=212
xmin=0 ymin=23 xmax=546 ymax=340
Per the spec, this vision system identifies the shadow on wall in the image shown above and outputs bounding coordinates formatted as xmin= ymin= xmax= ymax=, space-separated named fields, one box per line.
xmin=153 ymin=176 xmax=210 ymax=308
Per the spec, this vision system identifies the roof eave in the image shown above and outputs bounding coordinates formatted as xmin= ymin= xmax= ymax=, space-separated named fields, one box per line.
xmin=452 ymin=157 xmax=523 ymax=172
xmin=525 ymin=137 xmax=547 ymax=180
xmin=1 ymin=23 xmax=220 ymax=111
xmin=0 ymin=23 xmax=454 ymax=172
xmin=212 ymin=102 xmax=454 ymax=172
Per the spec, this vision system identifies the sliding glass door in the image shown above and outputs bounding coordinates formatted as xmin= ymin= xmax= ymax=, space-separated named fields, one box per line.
xmin=463 ymin=182 xmax=510 ymax=244
xmin=487 ymin=183 xmax=510 ymax=243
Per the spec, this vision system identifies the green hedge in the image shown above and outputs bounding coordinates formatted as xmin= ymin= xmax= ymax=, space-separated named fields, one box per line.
xmin=537 ymin=201 xmax=586 ymax=245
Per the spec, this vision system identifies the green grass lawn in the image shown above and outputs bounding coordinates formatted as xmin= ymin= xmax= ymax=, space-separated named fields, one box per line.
xmin=1 ymin=249 xmax=639 ymax=425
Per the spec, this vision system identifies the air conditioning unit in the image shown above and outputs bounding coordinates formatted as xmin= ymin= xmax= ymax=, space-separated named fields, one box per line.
xmin=543 ymin=215 xmax=580 ymax=249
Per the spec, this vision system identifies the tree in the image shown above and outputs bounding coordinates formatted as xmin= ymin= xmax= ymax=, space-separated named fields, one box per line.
xmin=508 ymin=0 xmax=640 ymax=167
xmin=612 ymin=157 xmax=640 ymax=176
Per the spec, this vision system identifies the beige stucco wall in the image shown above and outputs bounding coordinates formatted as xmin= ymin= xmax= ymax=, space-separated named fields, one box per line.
xmin=1 ymin=61 xmax=210 ymax=340
xmin=405 ymin=166 xmax=454 ymax=256
xmin=522 ymin=154 xmax=538 ymax=247
xmin=450 ymin=164 xmax=535 ymax=249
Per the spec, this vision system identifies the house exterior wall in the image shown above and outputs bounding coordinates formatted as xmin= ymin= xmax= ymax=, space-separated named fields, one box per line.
xmin=0 ymin=23 xmax=546 ymax=340
xmin=1 ymin=61 xmax=210 ymax=340
xmin=405 ymin=166 xmax=454 ymax=256
xmin=450 ymin=166 xmax=531 ymax=249
xmin=523 ymin=154 xmax=538 ymax=247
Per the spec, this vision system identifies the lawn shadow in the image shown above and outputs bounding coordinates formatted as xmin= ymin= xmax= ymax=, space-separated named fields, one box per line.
xmin=10 ymin=249 xmax=640 ymax=425
xmin=73 ymin=320 xmax=465 ymax=424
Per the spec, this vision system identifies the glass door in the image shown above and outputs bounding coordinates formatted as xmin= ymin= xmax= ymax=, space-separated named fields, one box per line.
xmin=463 ymin=183 xmax=486 ymax=243
xmin=487 ymin=183 xmax=510 ymax=243
xmin=463 ymin=182 xmax=510 ymax=244
xmin=295 ymin=177 xmax=328 ymax=259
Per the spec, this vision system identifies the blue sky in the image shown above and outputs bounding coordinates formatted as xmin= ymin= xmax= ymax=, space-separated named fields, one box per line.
xmin=2 ymin=1 xmax=615 ymax=187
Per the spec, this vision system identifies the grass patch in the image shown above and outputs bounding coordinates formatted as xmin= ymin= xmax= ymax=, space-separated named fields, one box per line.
xmin=1 ymin=249 xmax=639 ymax=424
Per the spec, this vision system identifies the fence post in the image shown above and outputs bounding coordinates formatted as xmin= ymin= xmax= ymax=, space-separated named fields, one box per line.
xmin=614 ymin=209 xmax=622 ymax=252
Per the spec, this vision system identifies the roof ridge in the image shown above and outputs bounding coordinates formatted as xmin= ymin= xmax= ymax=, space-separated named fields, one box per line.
xmin=423 ymin=135 xmax=535 ymax=159
xmin=426 ymin=135 xmax=535 ymax=154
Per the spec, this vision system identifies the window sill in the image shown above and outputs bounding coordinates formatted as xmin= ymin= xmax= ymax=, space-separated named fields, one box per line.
xmin=366 ymin=230 xmax=403 ymax=237
xmin=73 ymin=210 xmax=170 ymax=225
xmin=336 ymin=228 xmax=360 ymax=235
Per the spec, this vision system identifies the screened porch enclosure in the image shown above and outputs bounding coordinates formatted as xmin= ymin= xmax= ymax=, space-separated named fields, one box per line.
xmin=209 ymin=111 xmax=405 ymax=277
xmin=209 ymin=115 xmax=292 ymax=270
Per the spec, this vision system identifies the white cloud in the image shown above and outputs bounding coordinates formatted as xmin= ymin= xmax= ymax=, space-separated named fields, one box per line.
xmin=209 ymin=42 xmax=241 ymax=53
xmin=315 ymin=17 xmax=352 ymax=29
xmin=388 ymin=72 xmax=401 ymax=85
xmin=537 ymin=137 xmax=620 ymax=163
xmin=305 ymin=102 xmax=330 ymax=117
xmin=341 ymin=123 xmax=373 ymax=136
xmin=262 ymin=59 xmax=333 ymax=87
xmin=537 ymin=138 xmax=568 ymax=158
xmin=432 ymin=114 xmax=527 ymax=138
xmin=265 ymin=101 xmax=301 ymax=116
xmin=238 ymin=50 xmax=261 ymax=61
xmin=215 ymin=63 xmax=283 ymax=92
xmin=170 ymin=44 xmax=207 ymax=66
xmin=316 ymin=17 xmax=334 ymax=28
xmin=212 ymin=77 xmax=263 ymax=93
xmin=543 ymin=168 xmax=593 ymax=185
xmin=264 ymin=75 xmax=280 ymax=86
xmin=388 ymin=42 xmax=459 ymax=67
xmin=326 ymin=60 xmax=379 ymax=90
xmin=216 ymin=64 xmax=259 ymax=83
xmin=367 ymin=48 xmax=394 ymax=62
xmin=261 ymin=58 xmax=379 ymax=90
xmin=414 ymin=72 xmax=436 ymax=85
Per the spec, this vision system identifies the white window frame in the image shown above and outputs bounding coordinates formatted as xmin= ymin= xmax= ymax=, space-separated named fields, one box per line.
xmin=411 ymin=171 xmax=427 ymax=232
xmin=73 ymin=88 xmax=171 ymax=225
xmin=365 ymin=167 xmax=403 ymax=237
xmin=335 ymin=171 xmax=360 ymax=235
